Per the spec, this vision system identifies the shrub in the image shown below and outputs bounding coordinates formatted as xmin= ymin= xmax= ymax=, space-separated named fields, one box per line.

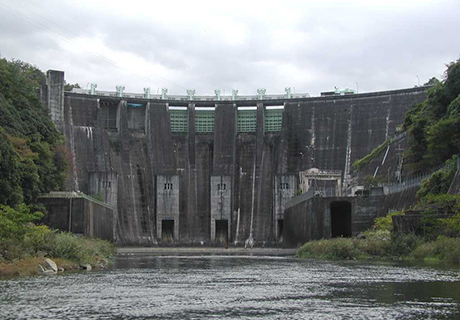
xmin=358 ymin=231 xmax=391 ymax=256
xmin=389 ymin=234 xmax=422 ymax=257
xmin=0 ymin=204 xmax=43 ymax=241
xmin=443 ymin=213 xmax=460 ymax=237
xmin=23 ymin=224 xmax=52 ymax=254
xmin=411 ymin=236 xmax=460 ymax=263
xmin=44 ymin=232 xmax=84 ymax=262
xmin=410 ymin=242 xmax=436 ymax=261
xmin=372 ymin=211 xmax=405 ymax=232
xmin=297 ymin=238 xmax=361 ymax=260
xmin=416 ymin=156 xmax=458 ymax=200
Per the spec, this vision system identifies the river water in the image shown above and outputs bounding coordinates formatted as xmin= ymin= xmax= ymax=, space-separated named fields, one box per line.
xmin=1 ymin=255 xmax=460 ymax=319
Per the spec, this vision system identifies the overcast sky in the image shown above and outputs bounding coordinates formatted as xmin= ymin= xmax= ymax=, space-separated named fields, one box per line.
xmin=1 ymin=0 xmax=459 ymax=96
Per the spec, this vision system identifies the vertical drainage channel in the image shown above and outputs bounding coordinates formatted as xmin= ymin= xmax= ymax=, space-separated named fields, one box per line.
xmin=68 ymin=103 xmax=79 ymax=191
xmin=249 ymin=159 xmax=256 ymax=242
xmin=343 ymin=105 xmax=353 ymax=193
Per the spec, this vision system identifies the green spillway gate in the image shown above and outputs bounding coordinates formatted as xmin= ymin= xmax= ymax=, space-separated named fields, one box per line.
xmin=169 ymin=108 xmax=282 ymax=133
xmin=195 ymin=110 xmax=215 ymax=133
xmin=237 ymin=110 xmax=257 ymax=132
xmin=169 ymin=109 xmax=188 ymax=133
xmin=264 ymin=109 xmax=283 ymax=132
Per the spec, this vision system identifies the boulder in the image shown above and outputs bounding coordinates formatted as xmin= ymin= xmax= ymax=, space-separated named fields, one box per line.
xmin=244 ymin=238 xmax=254 ymax=249
xmin=44 ymin=258 xmax=58 ymax=272
xmin=38 ymin=264 xmax=56 ymax=275
xmin=99 ymin=258 xmax=109 ymax=268
xmin=80 ymin=264 xmax=92 ymax=271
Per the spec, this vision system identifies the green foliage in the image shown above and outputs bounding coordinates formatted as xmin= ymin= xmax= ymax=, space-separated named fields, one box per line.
xmin=353 ymin=138 xmax=393 ymax=171
xmin=411 ymin=194 xmax=460 ymax=239
xmin=404 ymin=58 xmax=460 ymax=170
xmin=23 ymin=225 xmax=52 ymax=252
xmin=424 ymin=77 xmax=440 ymax=86
xmin=444 ymin=60 xmax=460 ymax=102
xmin=297 ymin=238 xmax=363 ymax=260
xmin=92 ymin=191 xmax=105 ymax=202
xmin=0 ymin=58 xmax=68 ymax=206
xmin=0 ymin=204 xmax=43 ymax=241
xmin=410 ymin=236 xmax=460 ymax=263
xmin=404 ymin=114 xmax=429 ymax=168
xmin=372 ymin=211 xmax=405 ymax=232
xmin=64 ymin=82 xmax=80 ymax=92
xmin=447 ymin=95 xmax=460 ymax=117
xmin=418 ymin=194 xmax=460 ymax=237
xmin=0 ymin=215 xmax=115 ymax=264
xmin=415 ymin=193 xmax=460 ymax=212
xmin=443 ymin=213 xmax=460 ymax=237
xmin=416 ymin=156 xmax=458 ymax=200
xmin=389 ymin=233 xmax=423 ymax=256
xmin=0 ymin=129 xmax=23 ymax=206
xmin=426 ymin=118 xmax=460 ymax=165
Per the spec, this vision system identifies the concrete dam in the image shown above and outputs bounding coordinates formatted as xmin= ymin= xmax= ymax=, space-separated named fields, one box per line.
xmin=41 ymin=70 xmax=428 ymax=245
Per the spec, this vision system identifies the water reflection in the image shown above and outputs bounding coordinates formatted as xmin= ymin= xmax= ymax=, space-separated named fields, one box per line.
xmin=0 ymin=255 xmax=459 ymax=319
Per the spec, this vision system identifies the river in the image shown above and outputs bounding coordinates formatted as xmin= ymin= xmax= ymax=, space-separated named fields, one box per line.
xmin=1 ymin=254 xmax=459 ymax=319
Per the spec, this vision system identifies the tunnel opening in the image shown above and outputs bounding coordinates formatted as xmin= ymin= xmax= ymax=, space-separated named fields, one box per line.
xmin=330 ymin=201 xmax=352 ymax=238
xmin=162 ymin=220 xmax=174 ymax=243
xmin=215 ymin=220 xmax=228 ymax=246
xmin=277 ymin=219 xmax=284 ymax=242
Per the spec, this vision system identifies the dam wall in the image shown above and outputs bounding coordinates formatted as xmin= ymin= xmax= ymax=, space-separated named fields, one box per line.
xmin=43 ymin=70 xmax=428 ymax=245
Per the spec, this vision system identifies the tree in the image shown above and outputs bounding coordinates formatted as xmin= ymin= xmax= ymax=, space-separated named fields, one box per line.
xmin=404 ymin=58 xmax=460 ymax=171
xmin=0 ymin=58 xmax=68 ymax=206
xmin=0 ymin=129 xmax=23 ymax=206
xmin=424 ymin=77 xmax=440 ymax=86
xmin=64 ymin=82 xmax=81 ymax=92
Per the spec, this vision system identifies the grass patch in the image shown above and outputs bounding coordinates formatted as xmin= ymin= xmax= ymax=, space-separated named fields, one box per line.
xmin=353 ymin=138 xmax=394 ymax=171
xmin=297 ymin=235 xmax=460 ymax=264
xmin=0 ymin=204 xmax=115 ymax=278
xmin=297 ymin=237 xmax=367 ymax=260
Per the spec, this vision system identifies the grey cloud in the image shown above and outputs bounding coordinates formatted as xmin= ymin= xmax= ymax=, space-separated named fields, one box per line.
xmin=0 ymin=0 xmax=459 ymax=96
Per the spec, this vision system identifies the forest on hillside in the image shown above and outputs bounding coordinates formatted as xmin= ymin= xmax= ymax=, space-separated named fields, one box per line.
xmin=0 ymin=59 xmax=68 ymax=208
xmin=403 ymin=58 xmax=460 ymax=172
xmin=0 ymin=59 xmax=114 ymax=272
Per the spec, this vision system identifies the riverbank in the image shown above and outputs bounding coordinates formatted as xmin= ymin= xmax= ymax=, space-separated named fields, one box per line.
xmin=296 ymin=233 xmax=460 ymax=263
xmin=0 ymin=257 xmax=79 ymax=278
xmin=0 ymin=229 xmax=115 ymax=278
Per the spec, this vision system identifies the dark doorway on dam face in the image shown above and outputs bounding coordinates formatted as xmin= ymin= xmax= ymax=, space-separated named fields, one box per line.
xmin=162 ymin=220 xmax=174 ymax=243
xmin=330 ymin=201 xmax=352 ymax=238
xmin=215 ymin=220 xmax=228 ymax=246
xmin=277 ymin=219 xmax=284 ymax=242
